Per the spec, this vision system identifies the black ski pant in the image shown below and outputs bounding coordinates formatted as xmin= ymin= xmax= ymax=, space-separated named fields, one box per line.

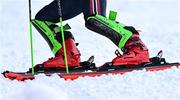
xmin=34 ymin=0 xmax=113 ymax=50
xmin=35 ymin=0 xmax=106 ymax=22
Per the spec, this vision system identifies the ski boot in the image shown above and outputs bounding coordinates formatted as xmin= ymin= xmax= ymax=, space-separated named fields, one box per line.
xmin=31 ymin=19 xmax=80 ymax=71
xmin=112 ymin=30 xmax=150 ymax=66
xmin=43 ymin=38 xmax=81 ymax=70
xmin=85 ymin=11 xmax=150 ymax=66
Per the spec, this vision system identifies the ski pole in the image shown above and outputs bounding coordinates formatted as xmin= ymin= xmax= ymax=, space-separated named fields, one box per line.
xmin=28 ymin=0 xmax=35 ymax=75
xmin=57 ymin=0 xmax=69 ymax=73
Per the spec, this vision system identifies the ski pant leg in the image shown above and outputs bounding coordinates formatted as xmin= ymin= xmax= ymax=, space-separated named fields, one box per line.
xmin=35 ymin=0 xmax=82 ymax=22
xmin=83 ymin=0 xmax=132 ymax=48
xmin=82 ymin=0 xmax=124 ymax=47
xmin=33 ymin=0 xmax=82 ymax=54
xmin=82 ymin=0 xmax=107 ymax=20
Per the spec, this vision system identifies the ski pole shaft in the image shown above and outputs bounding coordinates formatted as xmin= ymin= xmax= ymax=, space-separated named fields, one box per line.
xmin=57 ymin=0 xmax=69 ymax=73
xmin=28 ymin=0 xmax=35 ymax=75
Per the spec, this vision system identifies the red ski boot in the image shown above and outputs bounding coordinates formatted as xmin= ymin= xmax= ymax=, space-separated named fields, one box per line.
xmin=112 ymin=33 xmax=150 ymax=66
xmin=43 ymin=38 xmax=81 ymax=70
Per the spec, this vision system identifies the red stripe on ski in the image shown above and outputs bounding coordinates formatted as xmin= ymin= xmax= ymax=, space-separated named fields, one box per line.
xmin=146 ymin=66 xmax=172 ymax=71
xmin=59 ymin=70 xmax=133 ymax=80
xmin=146 ymin=64 xmax=180 ymax=72
xmin=3 ymin=71 xmax=34 ymax=81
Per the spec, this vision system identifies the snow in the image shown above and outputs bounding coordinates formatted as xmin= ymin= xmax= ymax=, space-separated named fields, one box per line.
xmin=0 ymin=0 xmax=180 ymax=100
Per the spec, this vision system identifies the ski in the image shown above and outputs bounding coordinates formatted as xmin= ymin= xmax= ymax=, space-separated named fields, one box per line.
xmin=60 ymin=61 xmax=180 ymax=80
xmin=2 ymin=51 xmax=180 ymax=81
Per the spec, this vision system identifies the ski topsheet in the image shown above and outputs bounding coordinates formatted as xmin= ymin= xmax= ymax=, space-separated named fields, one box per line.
xmin=2 ymin=55 xmax=180 ymax=81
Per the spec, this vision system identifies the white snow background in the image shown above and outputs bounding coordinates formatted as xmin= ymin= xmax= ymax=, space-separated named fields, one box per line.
xmin=0 ymin=0 xmax=180 ymax=100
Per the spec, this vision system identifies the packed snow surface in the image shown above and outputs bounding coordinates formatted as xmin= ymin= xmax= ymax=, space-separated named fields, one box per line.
xmin=0 ymin=0 xmax=180 ymax=100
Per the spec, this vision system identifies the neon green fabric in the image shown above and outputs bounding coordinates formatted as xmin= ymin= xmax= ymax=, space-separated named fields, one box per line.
xmin=109 ymin=10 xmax=117 ymax=21
xmin=87 ymin=15 xmax=132 ymax=48
xmin=32 ymin=19 xmax=62 ymax=55
xmin=53 ymin=24 xmax=71 ymax=33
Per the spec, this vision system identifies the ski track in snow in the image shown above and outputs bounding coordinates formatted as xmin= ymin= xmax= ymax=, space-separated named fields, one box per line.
xmin=0 ymin=0 xmax=180 ymax=100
